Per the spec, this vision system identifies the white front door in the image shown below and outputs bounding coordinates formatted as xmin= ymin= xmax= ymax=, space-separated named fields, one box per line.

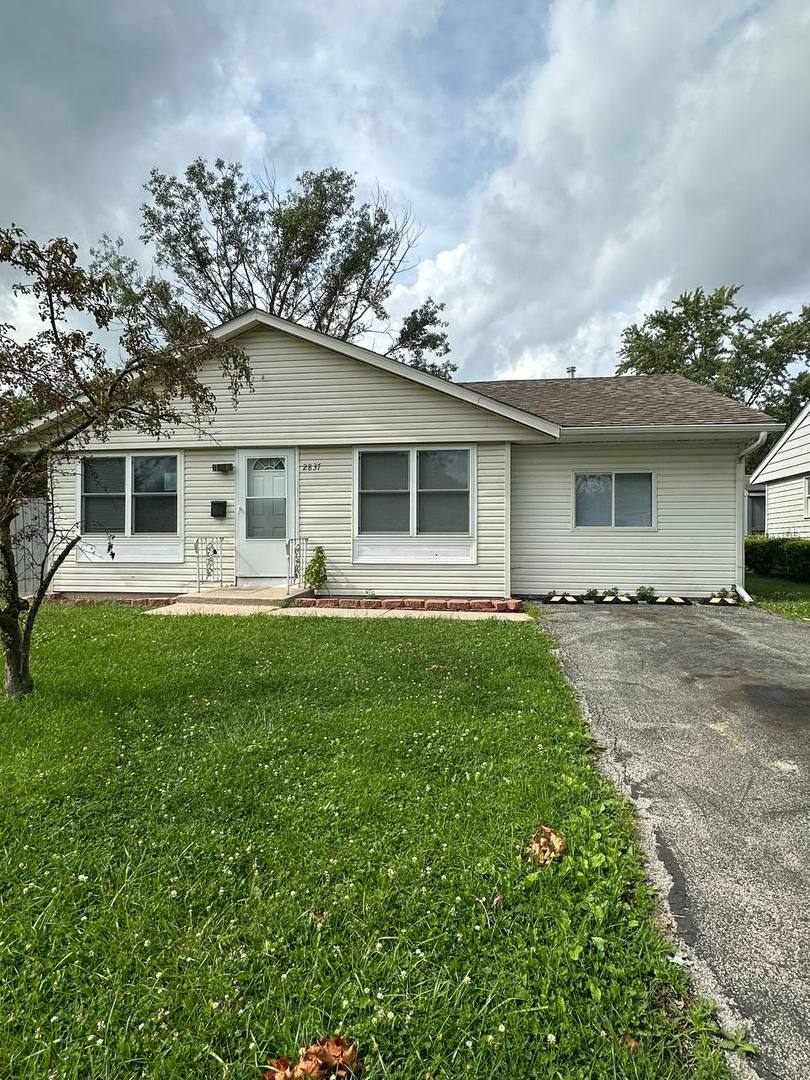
xmin=236 ymin=449 xmax=295 ymax=584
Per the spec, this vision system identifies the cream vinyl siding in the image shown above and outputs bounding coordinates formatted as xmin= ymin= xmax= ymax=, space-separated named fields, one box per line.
xmin=756 ymin=406 xmax=810 ymax=483
xmin=76 ymin=329 xmax=547 ymax=451
xmin=51 ymin=450 xmax=236 ymax=593
xmin=765 ymin=475 xmax=810 ymax=537
xmin=299 ymin=444 xmax=509 ymax=597
xmin=511 ymin=441 xmax=741 ymax=595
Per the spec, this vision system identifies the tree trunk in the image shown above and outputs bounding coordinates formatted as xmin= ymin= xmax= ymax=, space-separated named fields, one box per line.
xmin=2 ymin=620 xmax=33 ymax=699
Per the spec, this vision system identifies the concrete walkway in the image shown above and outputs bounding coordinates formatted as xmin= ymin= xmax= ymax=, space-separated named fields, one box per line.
xmin=146 ymin=602 xmax=531 ymax=621
xmin=546 ymin=604 xmax=810 ymax=1080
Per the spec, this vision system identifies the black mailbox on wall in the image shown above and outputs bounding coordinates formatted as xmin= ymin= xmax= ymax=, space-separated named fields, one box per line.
xmin=210 ymin=500 xmax=227 ymax=519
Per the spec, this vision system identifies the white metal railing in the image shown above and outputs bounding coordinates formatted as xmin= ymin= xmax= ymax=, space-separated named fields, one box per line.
xmin=194 ymin=537 xmax=224 ymax=591
xmin=285 ymin=537 xmax=308 ymax=593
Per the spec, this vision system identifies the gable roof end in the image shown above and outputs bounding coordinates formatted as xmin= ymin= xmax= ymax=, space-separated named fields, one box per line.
xmin=210 ymin=309 xmax=561 ymax=438
xmin=750 ymin=398 xmax=810 ymax=483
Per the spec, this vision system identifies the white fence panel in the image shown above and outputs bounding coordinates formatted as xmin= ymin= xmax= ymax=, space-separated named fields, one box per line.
xmin=9 ymin=499 xmax=50 ymax=598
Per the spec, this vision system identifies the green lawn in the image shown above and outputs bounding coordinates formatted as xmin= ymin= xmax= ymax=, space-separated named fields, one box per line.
xmin=0 ymin=606 xmax=729 ymax=1079
xmin=746 ymin=572 xmax=810 ymax=621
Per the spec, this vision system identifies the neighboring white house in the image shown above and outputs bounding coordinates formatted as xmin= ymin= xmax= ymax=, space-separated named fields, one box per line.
xmin=750 ymin=399 xmax=810 ymax=538
xmin=49 ymin=310 xmax=782 ymax=599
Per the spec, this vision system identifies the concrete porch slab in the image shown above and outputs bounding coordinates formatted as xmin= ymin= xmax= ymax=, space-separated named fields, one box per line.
xmin=174 ymin=586 xmax=312 ymax=607
xmin=145 ymin=602 xmax=531 ymax=621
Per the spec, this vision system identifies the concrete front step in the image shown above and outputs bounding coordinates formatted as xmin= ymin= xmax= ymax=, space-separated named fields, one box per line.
xmin=175 ymin=586 xmax=312 ymax=608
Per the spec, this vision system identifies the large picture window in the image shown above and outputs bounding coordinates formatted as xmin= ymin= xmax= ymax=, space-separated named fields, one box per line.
xmin=357 ymin=448 xmax=471 ymax=535
xmin=81 ymin=454 xmax=179 ymax=535
xmin=574 ymin=471 xmax=653 ymax=528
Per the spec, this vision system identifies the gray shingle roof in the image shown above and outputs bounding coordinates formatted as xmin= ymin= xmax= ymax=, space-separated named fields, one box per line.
xmin=458 ymin=374 xmax=778 ymax=428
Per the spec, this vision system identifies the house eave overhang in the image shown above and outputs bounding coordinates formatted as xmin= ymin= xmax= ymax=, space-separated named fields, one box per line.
xmin=558 ymin=422 xmax=784 ymax=442
xmin=211 ymin=310 xmax=562 ymax=439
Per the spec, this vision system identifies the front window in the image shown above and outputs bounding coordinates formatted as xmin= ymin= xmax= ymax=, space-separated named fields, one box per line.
xmin=132 ymin=456 xmax=177 ymax=533
xmin=81 ymin=454 xmax=179 ymax=535
xmin=82 ymin=457 xmax=125 ymax=533
xmin=359 ymin=451 xmax=410 ymax=533
xmin=575 ymin=472 xmax=653 ymax=528
xmin=357 ymin=448 xmax=471 ymax=535
xmin=417 ymin=450 xmax=470 ymax=533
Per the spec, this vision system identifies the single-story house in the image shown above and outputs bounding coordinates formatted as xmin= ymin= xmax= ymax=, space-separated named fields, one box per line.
xmin=50 ymin=310 xmax=783 ymax=599
xmin=749 ymin=400 xmax=810 ymax=538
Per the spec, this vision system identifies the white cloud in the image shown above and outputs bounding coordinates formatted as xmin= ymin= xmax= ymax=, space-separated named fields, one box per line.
xmin=399 ymin=0 xmax=810 ymax=378
xmin=2 ymin=0 xmax=809 ymax=385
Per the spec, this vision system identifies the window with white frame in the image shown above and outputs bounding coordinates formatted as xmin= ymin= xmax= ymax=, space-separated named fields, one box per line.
xmin=805 ymin=476 xmax=810 ymax=517
xmin=357 ymin=449 xmax=471 ymax=535
xmin=81 ymin=455 xmax=178 ymax=534
xmin=574 ymin=471 xmax=654 ymax=528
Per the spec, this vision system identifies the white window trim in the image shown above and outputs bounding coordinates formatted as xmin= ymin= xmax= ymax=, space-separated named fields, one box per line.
xmin=805 ymin=475 xmax=810 ymax=519
xmin=352 ymin=445 xmax=477 ymax=565
xmin=75 ymin=452 xmax=184 ymax=564
xmin=571 ymin=469 xmax=657 ymax=531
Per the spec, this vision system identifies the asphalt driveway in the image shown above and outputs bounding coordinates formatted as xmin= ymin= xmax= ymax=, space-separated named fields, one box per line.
xmin=545 ymin=604 xmax=810 ymax=1080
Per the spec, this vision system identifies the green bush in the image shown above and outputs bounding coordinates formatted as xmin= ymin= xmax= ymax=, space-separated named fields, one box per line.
xmin=745 ymin=534 xmax=810 ymax=582
xmin=303 ymin=544 xmax=328 ymax=592
xmin=783 ymin=538 xmax=810 ymax=582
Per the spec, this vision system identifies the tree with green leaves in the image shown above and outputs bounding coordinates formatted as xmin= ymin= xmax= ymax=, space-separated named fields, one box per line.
xmin=94 ymin=159 xmax=455 ymax=378
xmin=0 ymin=226 xmax=250 ymax=698
xmin=617 ymin=286 xmax=810 ymax=425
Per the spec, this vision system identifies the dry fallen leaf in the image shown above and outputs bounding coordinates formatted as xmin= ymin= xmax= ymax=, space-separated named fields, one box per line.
xmin=618 ymin=1034 xmax=640 ymax=1052
xmin=525 ymin=825 xmax=566 ymax=865
xmin=429 ymin=664 xmax=446 ymax=672
xmin=262 ymin=1038 xmax=362 ymax=1080
xmin=305 ymin=1036 xmax=362 ymax=1077
xmin=492 ymin=893 xmax=504 ymax=911
xmin=294 ymin=1059 xmax=326 ymax=1078
xmin=261 ymin=1059 xmax=295 ymax=1080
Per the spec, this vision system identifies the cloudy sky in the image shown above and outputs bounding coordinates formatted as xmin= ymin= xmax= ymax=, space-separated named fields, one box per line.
xmin=2 ymin=0 xmax=809 ymax=380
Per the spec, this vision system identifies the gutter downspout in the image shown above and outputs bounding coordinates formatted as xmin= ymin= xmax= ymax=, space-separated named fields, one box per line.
xmin=735 ymin=432 xmax=769 ymax=601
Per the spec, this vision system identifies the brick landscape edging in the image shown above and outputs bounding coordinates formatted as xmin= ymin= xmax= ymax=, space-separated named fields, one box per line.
xmin=295 ymin=597 xmax=522 ymax=612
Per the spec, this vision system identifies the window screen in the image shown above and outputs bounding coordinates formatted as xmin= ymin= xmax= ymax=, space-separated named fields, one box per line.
xmin=358 ymin=451 xmax=410 ymax=533
xmin=575 ymin=472 xmax=653 ymax=527
xmin=417 ymin=449 xmax=470 ymax=533
xmin=82 ymin=457 xmax=125 ymax=533
xmin=574 ymin=474 xmax=612 ymax=527
xmin=615 ymin=473 xmax=652 ymax=527
xmin=132 ymin=455 xmax=177 ymax=534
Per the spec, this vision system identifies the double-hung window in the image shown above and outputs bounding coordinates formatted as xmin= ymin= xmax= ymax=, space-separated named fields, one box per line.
xmin=358 ymin=448 xmax=471 ymax=535
xmin=574 ymin=471 xmax=654 ymax=528
xmin=81 ymin=457 xmax=126 ymax=533
xmin=805 ymin=476 xmax=810 ymax=518
xmin=81 ymin=454 xmax=178 ymax=535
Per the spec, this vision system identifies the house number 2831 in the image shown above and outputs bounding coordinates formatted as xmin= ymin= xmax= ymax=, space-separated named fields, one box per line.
xmin=302 ymin=462 xmax=321 ymax=471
